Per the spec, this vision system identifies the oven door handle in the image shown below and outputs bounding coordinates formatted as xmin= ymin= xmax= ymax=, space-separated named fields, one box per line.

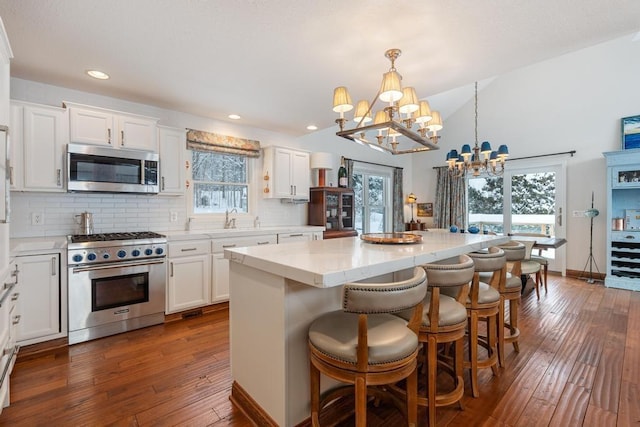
xmin=71 ymin=258 xmax=166 ymax=273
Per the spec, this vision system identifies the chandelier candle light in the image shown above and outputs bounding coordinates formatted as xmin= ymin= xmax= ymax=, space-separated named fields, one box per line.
xmin=446 ymin=82 xmax=509 ymax=177
xmin=332 ymin=49 xmax=443 ymax=155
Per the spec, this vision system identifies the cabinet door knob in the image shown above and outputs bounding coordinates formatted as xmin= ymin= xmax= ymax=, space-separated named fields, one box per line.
xmin=107 ymin=128 xmax=112 ymax=144
xmin=121 ymin=130 xmax=125 ymax=146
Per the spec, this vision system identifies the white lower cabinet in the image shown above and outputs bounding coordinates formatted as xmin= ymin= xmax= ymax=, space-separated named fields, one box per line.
xmin=211 ymin=235 xmax=277 ymax=303
xmin=15 ymin=253 xmax=63 ymax=345
xmin=166 ymin=241 xmax=211 ymax=314
xmin=0 ymin=263 xmax=19 ymax=412
xmin=167 ymin=231 xmax=317 ymax=313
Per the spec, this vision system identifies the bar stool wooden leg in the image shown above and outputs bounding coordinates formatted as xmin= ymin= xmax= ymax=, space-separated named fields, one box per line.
xmin=310 ymin=361 xmax=321 ymax=427
xmin=427 ymin=337 xmax=437 ymax=427
xmin=487 ymin=314 xmax=500 ymax=376
xmin=498 ymin=297 xmax=506 ymax=367
xmin=468 ymin=312 xmax=480 ymax=398
xmin=509 ymin=297 xmax=520 ymax=353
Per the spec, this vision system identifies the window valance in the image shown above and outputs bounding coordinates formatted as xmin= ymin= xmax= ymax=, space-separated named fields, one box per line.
xmin=186 ymin=129 xmax=261 ymax=157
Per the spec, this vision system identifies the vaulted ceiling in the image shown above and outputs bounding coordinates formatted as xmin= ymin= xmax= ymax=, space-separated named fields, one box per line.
xmin=1 ymin=0 xmax=639 ymax=135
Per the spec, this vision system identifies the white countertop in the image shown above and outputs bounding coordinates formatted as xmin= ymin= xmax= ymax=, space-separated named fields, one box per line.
xmin=164 ymin=225 xmax=324 ymax=241
xmin=9 ymin=225 xmax=325 ymax=254
xmin=225 ymin=231 xmax=510 ymax=288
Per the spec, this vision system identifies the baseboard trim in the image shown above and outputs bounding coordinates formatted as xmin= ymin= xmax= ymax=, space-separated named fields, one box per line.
xmin=565 ymin=269 xmax=606 ymax=281
xmin=230 ymin=381 xmax=279 ymax=427
xmin=164 ymin=301 xmax=229 ymax=323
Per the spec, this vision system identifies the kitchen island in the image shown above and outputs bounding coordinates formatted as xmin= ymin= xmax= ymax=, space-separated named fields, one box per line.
xmin=225 ymin=231 xmax=509 ymax=426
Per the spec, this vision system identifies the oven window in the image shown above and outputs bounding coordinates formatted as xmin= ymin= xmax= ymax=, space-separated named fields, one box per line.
xmin=70 ymin=153 xmax=142 ymax=184
xmin=92 ymin=272 xmax=149 ymax=312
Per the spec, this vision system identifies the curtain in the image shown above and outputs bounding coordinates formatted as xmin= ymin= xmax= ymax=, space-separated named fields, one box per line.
xmin=345 ymin=158 xmax=354 ymax=188
xmin=392 ymin=168 xmax=404 ymax=232
xmin=434 ymin=167 xmax=466 ymax=230
xmin=186 ymin=129 xmax=260 ymax=157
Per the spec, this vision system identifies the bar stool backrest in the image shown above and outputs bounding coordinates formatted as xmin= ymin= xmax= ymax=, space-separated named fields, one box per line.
xmin=342 ymin=267 xmax=427 ymax=314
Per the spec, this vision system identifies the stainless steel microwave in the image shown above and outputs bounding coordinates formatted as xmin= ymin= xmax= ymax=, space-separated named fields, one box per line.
xmin=67 ymin=143 xmax=159 ymax=194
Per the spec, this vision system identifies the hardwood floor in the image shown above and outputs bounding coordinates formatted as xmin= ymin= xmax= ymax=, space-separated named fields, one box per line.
xmin=1 ymin=275 xmax=638 ymax=426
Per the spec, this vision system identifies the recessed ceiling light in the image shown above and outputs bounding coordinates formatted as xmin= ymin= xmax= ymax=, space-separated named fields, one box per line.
xmin=228 ymin=114 xmax=241 ymax=120
xmin=306 ymin=125 xmax=318 ymax=131
xmin=86 ymin=70 xmax=110 ymax=80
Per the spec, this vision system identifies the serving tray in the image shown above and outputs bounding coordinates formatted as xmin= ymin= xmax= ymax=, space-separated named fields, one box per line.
xmin=360 ymin=232 xmax=423 ymax=244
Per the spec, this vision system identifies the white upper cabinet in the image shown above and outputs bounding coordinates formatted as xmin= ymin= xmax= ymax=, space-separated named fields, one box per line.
xmin=158 ymin=125 xmax=186 ymax=195
xmin=66 ymin=102 xmax=158 ymax=151
xmin=10 ymin=101 xmax=68 ymax=192
xmin=263 ymin=146 xmax=310 ymax=200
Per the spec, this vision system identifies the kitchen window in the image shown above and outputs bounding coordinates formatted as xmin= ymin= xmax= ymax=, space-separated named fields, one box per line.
xmin=191 ymin=151 xmax=249 ymax=214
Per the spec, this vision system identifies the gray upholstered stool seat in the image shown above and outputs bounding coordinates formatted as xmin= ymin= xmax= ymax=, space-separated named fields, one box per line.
xmin=309 ymin=311 xmax=418 ymax=364
xmin=464 ymin=281 xmax=500 ymax=304
xmin=480 ymin=271 xmax=520 ymax=289
xmin=308 ymin=267 xmax=427 ymax=427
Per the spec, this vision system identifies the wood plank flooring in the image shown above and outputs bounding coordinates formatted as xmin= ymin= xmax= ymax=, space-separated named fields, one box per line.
xmin=1 ymin=275 xmax=638 ymax=426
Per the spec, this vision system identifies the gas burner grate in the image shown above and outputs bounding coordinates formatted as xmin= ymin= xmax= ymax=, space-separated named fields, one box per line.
xmin=70 ymin=231 xmax=166 ymax=243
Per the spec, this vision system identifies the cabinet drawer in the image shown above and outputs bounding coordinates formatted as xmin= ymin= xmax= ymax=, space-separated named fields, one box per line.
xmin=211 ymin=235 xmax=277 ymax=253
xmin=168 ymin=240 xmax=210 ymax=257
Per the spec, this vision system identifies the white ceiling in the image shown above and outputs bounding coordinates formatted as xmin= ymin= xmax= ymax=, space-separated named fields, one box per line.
xmin=1 ymin=0 xmax=639 ymax=136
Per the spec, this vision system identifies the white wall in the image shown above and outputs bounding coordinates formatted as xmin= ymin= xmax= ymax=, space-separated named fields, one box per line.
xmin=9 ymin=78 xmax=411 ymax=237
xmin=412 ymin=33 xmax=640 ymax=272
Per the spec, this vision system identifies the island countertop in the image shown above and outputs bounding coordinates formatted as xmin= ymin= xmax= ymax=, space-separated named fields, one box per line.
xmin=225 ymin=230 xmax=509 ymax=288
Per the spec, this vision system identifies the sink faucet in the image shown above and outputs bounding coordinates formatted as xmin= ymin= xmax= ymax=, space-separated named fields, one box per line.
xmin=225 ymin=208 xmax=238 ymax=229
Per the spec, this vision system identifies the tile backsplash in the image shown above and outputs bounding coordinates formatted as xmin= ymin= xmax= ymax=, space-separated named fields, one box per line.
xmin=10 ymin=192 xmax=307 ymax=238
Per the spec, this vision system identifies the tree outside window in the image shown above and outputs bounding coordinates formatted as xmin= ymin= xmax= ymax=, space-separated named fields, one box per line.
xmin=191 ymin=151 xmax=248 ymax=213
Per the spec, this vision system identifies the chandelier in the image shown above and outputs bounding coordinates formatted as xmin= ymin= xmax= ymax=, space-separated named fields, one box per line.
xmin=446 ymin=82 xmax=508 ymax=177
xmin=332 ymin=49 xmax=442 ymax=155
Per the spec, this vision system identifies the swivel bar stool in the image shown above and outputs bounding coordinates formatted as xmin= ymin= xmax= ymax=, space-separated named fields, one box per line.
xmin=417 ymin=255 xmax=474 ymax=426
xmin=308 ymin=267 xmax=427 ymax=427
xmin=497 ymin=241 xmax=527 ymax=360
xmin=464 ymin=247 xmax=505 ymax=398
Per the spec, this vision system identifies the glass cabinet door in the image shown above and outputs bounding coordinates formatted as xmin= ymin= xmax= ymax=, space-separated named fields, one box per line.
xmin=341 ymin=193 xmax=354 ymax=230
xmin=325 ymin=192 xmax=340 ymax=231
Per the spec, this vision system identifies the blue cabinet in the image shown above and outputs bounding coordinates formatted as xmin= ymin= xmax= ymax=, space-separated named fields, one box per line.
xmin=604 ymin=149 xmax=640 ymax=291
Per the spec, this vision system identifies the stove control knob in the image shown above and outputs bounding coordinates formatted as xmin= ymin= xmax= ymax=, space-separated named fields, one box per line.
xmin=155 ymin=247 xmax=164 ymax=255
xmin=117 ymin=250 xmax=127 ymax=258
xmin=103 ymin=253 xmax=110 ymax=259
xmin=87 ymin=253 xmax=97 ymax=261
xmin=132 ymin=249 xmax=141 ymax=257
xmin=144 ymin=248 xmax=153 ymax=256
xmin=72 ymin=254 xmax=83 ymax=263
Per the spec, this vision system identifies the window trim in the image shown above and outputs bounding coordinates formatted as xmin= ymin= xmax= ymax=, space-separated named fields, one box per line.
xmin=187 ymin=150 xmax=255 ymax=218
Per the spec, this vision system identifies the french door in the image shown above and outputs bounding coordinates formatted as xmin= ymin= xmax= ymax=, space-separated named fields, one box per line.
xmin=352 ymin=164 xmax=392 ymax=234
xmin=468 ymin=159 xmax=566 ymax=274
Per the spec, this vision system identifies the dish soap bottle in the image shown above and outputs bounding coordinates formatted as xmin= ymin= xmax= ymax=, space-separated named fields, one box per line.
xmin=338 ymin=157 xmax=348 ymax=188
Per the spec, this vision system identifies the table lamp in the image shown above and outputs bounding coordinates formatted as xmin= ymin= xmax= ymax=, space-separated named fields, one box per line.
xmin=310 ymin=152 xmax=334 ymax=187
xmin=406 ymin=193 xmax=417 ymax=223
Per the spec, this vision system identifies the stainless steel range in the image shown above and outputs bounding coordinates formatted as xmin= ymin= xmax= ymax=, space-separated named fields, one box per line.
xmin=67 ymin=231 xmax=167 ymax=344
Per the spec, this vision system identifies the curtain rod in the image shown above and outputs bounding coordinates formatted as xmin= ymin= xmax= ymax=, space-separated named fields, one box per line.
xmin=344 ymin=157 xmax=403 ymax=170
xmin=507 ymin=150 xmax=576 ymax=162
xmin=431 ymin=150 xmax=576 ymax=169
